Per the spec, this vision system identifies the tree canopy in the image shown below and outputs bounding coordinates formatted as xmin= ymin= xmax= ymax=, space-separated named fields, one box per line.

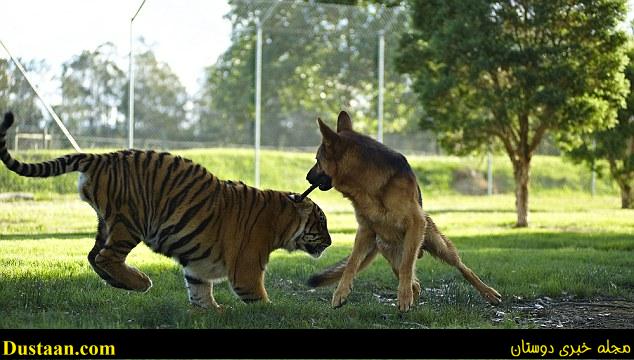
xmin=398 ymin=0 xmax=630 ymax=226
xmin=0 ymin=58 xmax=46 ymax=130
xmin=567 ymin=43 xmax=634 ymax=208
xmin=195 ymin=0 xmax=422 ymax=148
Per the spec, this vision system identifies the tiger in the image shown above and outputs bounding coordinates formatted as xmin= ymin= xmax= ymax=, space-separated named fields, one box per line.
xmin=0 ymin=112 xmax=331 ymax=310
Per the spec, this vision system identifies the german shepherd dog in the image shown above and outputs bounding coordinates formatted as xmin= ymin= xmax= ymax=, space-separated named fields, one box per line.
xmin=306 ymin=111 xmax=502 ymax=311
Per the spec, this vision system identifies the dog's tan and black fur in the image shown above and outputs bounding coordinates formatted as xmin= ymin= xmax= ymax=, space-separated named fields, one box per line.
xmin=306 ymin=111 xmax=501 ymax=311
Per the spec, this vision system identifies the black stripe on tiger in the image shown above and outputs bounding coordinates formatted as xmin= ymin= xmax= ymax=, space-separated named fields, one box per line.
xmin=184 ymin=274 xmax=204 ymax=285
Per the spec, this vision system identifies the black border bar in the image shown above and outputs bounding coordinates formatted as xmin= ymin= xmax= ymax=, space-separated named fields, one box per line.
xmin=0 ymin=329 xmax=632 ymax=359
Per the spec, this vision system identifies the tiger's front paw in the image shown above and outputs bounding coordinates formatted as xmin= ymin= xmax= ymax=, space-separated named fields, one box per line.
xmin=331 ymin=284 xmax=351 ymax=308
xmin=398 ymin=283 xmax=414 ymax=312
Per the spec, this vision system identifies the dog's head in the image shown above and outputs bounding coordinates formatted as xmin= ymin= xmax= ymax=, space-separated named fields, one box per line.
xmin=306 ymin=111 xmax=355 ymax=191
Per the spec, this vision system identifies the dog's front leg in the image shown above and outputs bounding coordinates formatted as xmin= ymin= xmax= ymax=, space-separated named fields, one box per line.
xmin=398 ymin=215 xmax=426 ymax=312
xmin=332 ymin=225 xmax=376 ymax=308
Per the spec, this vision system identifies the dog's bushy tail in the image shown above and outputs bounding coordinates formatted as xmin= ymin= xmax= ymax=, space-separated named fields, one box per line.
xmin=307 ymin=256 xmax=348 ymax=287
xmin=307 ymin=250 xmax=378 ymax=287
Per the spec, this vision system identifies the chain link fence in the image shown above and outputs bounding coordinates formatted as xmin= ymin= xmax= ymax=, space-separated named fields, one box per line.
xmin=1 ymin=1 xmax=606 ymax=195
xmin=3 ymin=1 xmax=437 ymax=154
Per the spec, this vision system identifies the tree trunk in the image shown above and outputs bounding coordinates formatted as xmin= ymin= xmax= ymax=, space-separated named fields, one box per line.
xmin=513 ymin=159 xmax=531 ymax=227
xmin=619 ymin=183 xmax=633 ymax=209
xmin=608 ymin=159 xmax=634 ymax=209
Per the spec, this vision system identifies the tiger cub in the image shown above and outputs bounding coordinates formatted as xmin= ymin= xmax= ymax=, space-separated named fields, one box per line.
xmin=0 ymin=112 xmax=331 ymax=310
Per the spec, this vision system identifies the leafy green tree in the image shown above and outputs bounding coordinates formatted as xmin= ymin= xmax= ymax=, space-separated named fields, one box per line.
xmin=398 ymin=0 xmax=629 ymax=226
xmin=567 ymin=45 xmax=634 ymax=209
xmin=59 ymin=42 xmax=126 ymax=137
xmin=195 ymin=0 xmax=418 ymax=147
xmin=0 ymin=58 xmax=47 ymax=130
xmin=120 ymin=44 xmax=189 ymax=142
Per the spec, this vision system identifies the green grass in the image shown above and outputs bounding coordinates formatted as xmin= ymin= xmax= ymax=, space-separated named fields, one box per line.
xmin=0 ymin=191 xmax=632 ymax=329
xmin=0 ymin=149 xmax=620 ymax=197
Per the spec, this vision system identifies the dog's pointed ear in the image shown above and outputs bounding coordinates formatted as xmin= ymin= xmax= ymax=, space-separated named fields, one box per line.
xmin=336 ymin=111 xmax=352 ymax=132
xmin=317 ymin=117 xmax=339 ymax=145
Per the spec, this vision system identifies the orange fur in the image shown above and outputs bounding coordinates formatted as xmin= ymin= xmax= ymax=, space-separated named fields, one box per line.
xmin=0 ymin=112 xmax=331 ymax=310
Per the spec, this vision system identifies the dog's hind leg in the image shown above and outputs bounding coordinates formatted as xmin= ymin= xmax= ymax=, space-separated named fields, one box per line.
xmin=421 ymin=214 xmax=502 ymax=305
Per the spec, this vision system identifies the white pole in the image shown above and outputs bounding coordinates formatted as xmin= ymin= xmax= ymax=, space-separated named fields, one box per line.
xmin=255 ymin=22 xmax=263 ymax=188
xmin=487 ymin=151 xmax=493 ymax=196
xmin=591 ymin=138 xmax=596 ymax=196
xmin=0 ymin=39 xmax=82 ymax=152
xmin=377 ymin=30 xmax=385 ymax=143
xmin=129 ymin=0 xmax=146 ymax=149
xmin=128 ymin=20 xmax=135 ymax=149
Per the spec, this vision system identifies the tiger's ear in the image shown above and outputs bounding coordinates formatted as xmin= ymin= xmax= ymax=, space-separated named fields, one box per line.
xmin=336 ymin=111 xmax=352 ymax=132
xmin=317 ymin=117 xmax=339 ymax=148
xmin=288 ymin=194 xmax=312 ymax=213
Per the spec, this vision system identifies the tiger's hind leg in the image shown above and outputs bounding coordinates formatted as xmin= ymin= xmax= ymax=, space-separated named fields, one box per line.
xmin=229 ymin=262 xmax=269 ymax=303
xmin=87 ymin=218 xmax=128 ymax=289
xmin=94 ymin=223 xmax=152 ymax=292
xmin=183 ymin=271 xmax=222 ymax=311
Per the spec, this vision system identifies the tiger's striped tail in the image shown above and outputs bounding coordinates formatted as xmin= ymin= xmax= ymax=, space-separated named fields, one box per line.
xmin=1 ymin=112 xmax=88 ymax=177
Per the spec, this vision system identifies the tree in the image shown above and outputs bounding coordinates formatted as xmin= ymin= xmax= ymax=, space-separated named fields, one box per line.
xmin=120 ymin=43 xmax=189 ymax=142
xmin=195 ymin=0 xmax=419 ymax=147
xmin=398 ymin=0 xmax=629 ymax=226
xmin=567 ymin=45 xmax=634 ymax=209
xmin=0 ymin=58 xmax=47 ymax=130
xmin=59 ymin=42 xmax=126 ymax=137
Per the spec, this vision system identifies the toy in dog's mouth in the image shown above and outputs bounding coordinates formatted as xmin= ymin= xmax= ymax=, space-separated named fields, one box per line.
xmin=297 ymin=173 xmax=332 ymax=201
xmin=306 ymin=169 xmax=333 ymax=192
xmin=314 ymin=173 xmax=333 ymax=191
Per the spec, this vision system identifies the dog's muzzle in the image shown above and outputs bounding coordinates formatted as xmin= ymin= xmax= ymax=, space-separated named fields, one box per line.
xmin=306 ymin=165 xmax=333 ymax=191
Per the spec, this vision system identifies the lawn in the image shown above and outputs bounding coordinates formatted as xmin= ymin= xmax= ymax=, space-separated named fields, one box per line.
xmin=0 ymin=192 xmax=632 ymax=329
xmin=0 ymin=150 xmax=632 ymax=328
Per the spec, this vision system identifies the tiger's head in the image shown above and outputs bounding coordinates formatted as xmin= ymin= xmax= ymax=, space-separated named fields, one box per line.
xmin=288 ymin=194 xmax=331 ymax=258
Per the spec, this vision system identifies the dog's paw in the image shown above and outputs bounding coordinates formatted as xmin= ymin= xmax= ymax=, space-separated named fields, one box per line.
xmin=483 ymin=286 xmax=502 ymax=305
xmin=331 ymin=285 xmax=351 ymax=308
xmin=398 ymin=284 xmax=414 ymax=312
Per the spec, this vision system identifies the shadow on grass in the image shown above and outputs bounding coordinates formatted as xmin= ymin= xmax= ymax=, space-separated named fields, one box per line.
xmin=428 ymin=208 xmax=519 ymax=214
xmin=451 ymin=231 xmax=634 ymax=251
xmin=0 ymin=232 xmax=95 ymax=241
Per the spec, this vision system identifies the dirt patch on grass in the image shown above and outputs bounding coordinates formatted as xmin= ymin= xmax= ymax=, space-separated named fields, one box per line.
xmin=494 ymin=296 xmax=634 ymax=329
xmin=370 ymin=286 xmax=634 ymax=329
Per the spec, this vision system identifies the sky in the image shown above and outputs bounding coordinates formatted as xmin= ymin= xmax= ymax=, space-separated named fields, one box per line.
xmin=0 ymin=0 xmax=232 ymax=97
xmin=1 ymin=0 xmax=634 ymax=100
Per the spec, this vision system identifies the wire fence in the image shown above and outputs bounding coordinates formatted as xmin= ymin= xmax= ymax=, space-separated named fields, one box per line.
xmin=2 ymin=1 xmax=435 ymax=154
xmin=1 ymin=0 xmax=606 ymax=195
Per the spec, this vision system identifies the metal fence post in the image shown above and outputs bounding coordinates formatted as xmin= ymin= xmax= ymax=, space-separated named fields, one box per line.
xmin=128 ymin=20 xmax=135 ymax=149
xmin=254 ymin=20 xmax=263 ymax=188
xmin=377 ymin=30 xmax=385 ymax=143
xmin=14 ymin=126 xmax=19 ymax=153
xmin=591 ymin=138 xmax=596 ymax=196
xmin=487 ymin=151 xmax=493 ymax=196
xmin=129 ymin=0 xmax=146 ymax=149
